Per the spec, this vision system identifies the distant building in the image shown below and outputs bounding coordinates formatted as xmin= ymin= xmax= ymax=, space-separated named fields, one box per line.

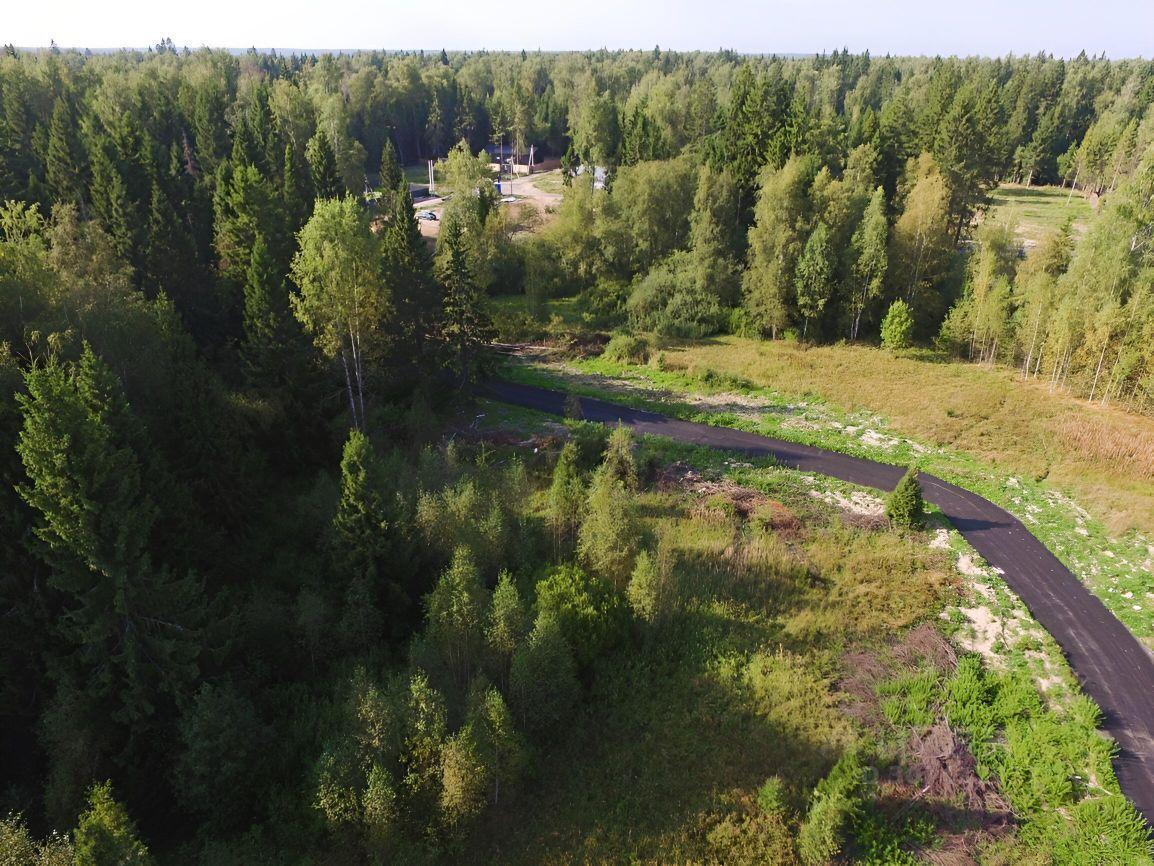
xmin=485 ymin=143 xmax=560 ymax=176
xmin=575 ymin=164 xmax=609 ymax=190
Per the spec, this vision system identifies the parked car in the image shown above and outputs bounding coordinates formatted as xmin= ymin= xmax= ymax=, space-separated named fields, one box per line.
xmin=416 ymin=210 xmax=438 ymax=221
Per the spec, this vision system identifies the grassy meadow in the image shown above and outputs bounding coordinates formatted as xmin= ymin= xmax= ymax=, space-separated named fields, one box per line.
xmin=493 ymin=334 xmax=1154 ymax=646
xmin=652 ymin=336 xmax=1154 ymax=533
xmin=986 ymin=183 xmax=1093 ymax=245
xmin=458 ymin=415 xmax=1150 ymax=862
xmin=528 ymin=170 xmax=567 ymax=195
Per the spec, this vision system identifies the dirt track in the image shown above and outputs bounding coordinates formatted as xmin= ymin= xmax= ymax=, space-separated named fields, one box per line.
xmin=483 ymin=378 xmax=1154 ymax=824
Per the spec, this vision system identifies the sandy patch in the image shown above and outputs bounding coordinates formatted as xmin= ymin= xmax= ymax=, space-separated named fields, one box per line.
xmin=809 ymin=489 xmax=886 ymax=517
xmin=929 ymin=528 xmax=952 ymax=550
xmin=687 ymin=390 xmax=785 ymax=421
xmin=956 ymin=554 xmax=987 ymax=577
xmin=958 ymin=604 xmax=1002 ymax=657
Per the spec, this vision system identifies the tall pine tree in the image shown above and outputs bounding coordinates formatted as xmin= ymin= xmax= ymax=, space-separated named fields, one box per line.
xmin=382 ymin=181 xmax=438 ymax=361
xmin=17 ymin=346 xmax=204 ymax=816
xmin=307 ymin=131 xmax=344 ymax=200
xmin=437 ymin=214 xmax=492 ymax=385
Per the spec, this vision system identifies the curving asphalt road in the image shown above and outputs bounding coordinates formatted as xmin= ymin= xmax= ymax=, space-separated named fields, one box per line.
xmin=484 ymin=378 xmax=1154 ymax=824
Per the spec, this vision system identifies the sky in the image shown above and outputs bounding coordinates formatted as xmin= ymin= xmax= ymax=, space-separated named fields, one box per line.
xmin=6 ymin=0 xmax=1153 ymax=58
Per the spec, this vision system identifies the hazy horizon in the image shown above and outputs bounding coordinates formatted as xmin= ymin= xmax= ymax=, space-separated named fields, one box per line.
xmin=5 ymin=0 xmax=1153 ymax=60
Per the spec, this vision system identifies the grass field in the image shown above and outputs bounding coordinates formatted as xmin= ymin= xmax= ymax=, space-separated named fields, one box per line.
xmin=529 ymin=169 xmax=566 ymax=195
xmin=652 ymin=337 xmax=1154 ymax=533
xmin=460 ymin=417 xmax=1148 ymax=862
xmin=986 ymin=183 xmax=1093 ymax=245
xmin=497 ymin=335 xmax=1154 ymax=644
xmin=402 ymin=162 xmax=439 ymax=185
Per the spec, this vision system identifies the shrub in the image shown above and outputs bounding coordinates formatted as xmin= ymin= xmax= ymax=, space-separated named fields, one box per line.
xmin=881 ymin=299 xmax=914 ymax=350
xmin=416 ymin=470 xmax=525 ymax=576
xmin=565 ymin=420 xmax=609 ymax=470
xmin=581 ymin=278 xmax=630 ymax=327
xmin=727 ymin=306 xmax=758 ymax=337
xmin=0 ymin=814 xmax=74 ymax=866
xmin=563 ymin=392 xmax=584 ymax=420
xmin=601 ymin=332 xmax=651 ymax=365
xmin=798 ymin=751 xmax=866 ymax=865
xmin=578 ymin=466 xmax=641 ymax=586
xmin=756 ymin=776 xmax=788 ymax=816
xmin=626 ymin=251 xmax=724 ymax=338
xmin=627 ymin=549 xmax=663 ymax=624
xmin=509 ymin=611 xmax=580 ymax=737
xmin=886 ymin=466 xmax=925 ymax=529
xmin=548 ymin=442 xmax=585 ymax=552
xmin=602 ymin=424 xmax=638 ymax=491
xmin=877 ymin=668 xmax=939 ymax=728
xmin=944 ymin=655 xmax=999 ymax=769
xmin=535 ymin=563 xmax=627 ymax=670
xmin=1043 ymin=794 xmax=1154 ymax=864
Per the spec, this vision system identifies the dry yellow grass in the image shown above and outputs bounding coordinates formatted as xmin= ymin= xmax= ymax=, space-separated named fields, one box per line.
xmin=662 ymin=336 xmax=1154 ymax=534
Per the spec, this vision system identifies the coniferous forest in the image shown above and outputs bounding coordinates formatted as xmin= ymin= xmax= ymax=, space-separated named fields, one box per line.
xmin=2 ymin=43 xmax=1154 ymax=863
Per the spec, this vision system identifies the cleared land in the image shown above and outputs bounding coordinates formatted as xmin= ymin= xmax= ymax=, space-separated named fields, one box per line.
xmin=528 ymin=169 xmax=567 ymax=196
xmin=495 ymin=337 xmax=1154 ymax=646
xmin=487 ymin=379 xmax=1154 ymax=826
xmin=464 ymin=403 xmax=1147 ymax=862
xmin=987 ymin=183 xmax=1093 ymax=246
xmin=640 ymin=336 xmax=1154 ymax=535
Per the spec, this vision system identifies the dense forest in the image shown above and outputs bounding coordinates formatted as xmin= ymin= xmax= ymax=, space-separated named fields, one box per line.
xmin=2 ymin=42 xmax=1154 ymax=862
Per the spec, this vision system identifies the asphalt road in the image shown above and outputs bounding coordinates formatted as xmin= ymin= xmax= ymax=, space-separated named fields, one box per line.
xmin=484 ymin=378 xmax=1154 ymax=823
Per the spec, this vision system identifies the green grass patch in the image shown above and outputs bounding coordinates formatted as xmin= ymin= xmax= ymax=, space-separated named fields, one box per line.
xmin=497 ymin=353 xmax=1154 ymax=645
xmin=987 ymin=183 xmax=1093 ymax=245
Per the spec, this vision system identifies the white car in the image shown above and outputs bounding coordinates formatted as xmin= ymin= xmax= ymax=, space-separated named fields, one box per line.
xmin=416 ymin=210 xmax=438 ymax=221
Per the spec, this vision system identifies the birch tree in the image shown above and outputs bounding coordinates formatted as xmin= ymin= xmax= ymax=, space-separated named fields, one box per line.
xmin=291 ymin=196 xmax=388 ymax=429
xmin=848 ymin=187 xmax=888 ymax=340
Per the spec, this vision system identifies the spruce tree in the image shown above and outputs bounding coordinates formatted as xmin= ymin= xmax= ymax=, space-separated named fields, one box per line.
xmin=230 ymin=115 xmax=262 ymax=172
xmin=381 ymin=181 xmax=438 ymax=358
xmin=248 ymin=83 xmax=281 ymax=178
xmin=331 ymin=429 xmax=398 ymax=639
xmin=881 ymin=299 xmax=914 ymax=350
xmin=17 ymin=348 xmax=203 ymax=814
xmin=142 ymin=180 xmax=199 ymax=309
xmin=73 ymin=782 xmax=153 ymax=866
xmin=282 ymin=142 xmax=311 ymax=230
xmin=886 ymin=466 xmax=926 ymax=530
xmin=379 ymin=138 xmax=403 ymax=197
xmin=306 ymin=130 xmax=343 ymax=200
xmin=213 ymin=162 xmax=286 ymax=293
xmin=241 ymin=232 xmax=291 ymax=387
xmin=87 ymin=134 xmax=142 ymax=276
xmin=437 ymin=214 xmax=493 ymax=385
xmin=45 ymin=97 xmax=86 ymax=212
